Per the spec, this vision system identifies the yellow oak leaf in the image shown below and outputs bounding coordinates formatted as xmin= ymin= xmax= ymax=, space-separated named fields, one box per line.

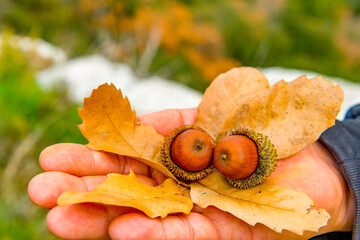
xmin=78 ymin=83 xmax=174 ymax=178
xmin=58 ymin=170 xmax=193 ymax=218
xmin=220 ymin=75 xmax=344 ymax=158
xmin=196 ymin=67 xmax=270 ymax=139
xmin=190 ymin=172 xmax=330 ymax=235
xmin=69 ymin=68 xmax=343 ymax=235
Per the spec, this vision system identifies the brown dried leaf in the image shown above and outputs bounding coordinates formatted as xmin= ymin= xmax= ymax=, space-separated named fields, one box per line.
xmin=58 ymin=170 xmax=193 ymax=218
xmin=78 ymin=83 xmax=174 ymax=178
xmin=196 ymin=67 xmax=270 ymax=139
xmin=221 ymin=76 xmax=344 ymax=158
xmin=190 ymin=172 xmax=330 ymax=235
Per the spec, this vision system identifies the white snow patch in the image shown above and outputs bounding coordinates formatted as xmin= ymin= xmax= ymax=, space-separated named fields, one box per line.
xmin=37 ymin=55 xmax=202 ymax=114
xmin=126 ymin=76 xmax=202 ymax=114
xmin=37 ymin=55 xmax=136 ymax=102
xmin=36 ymin=56 xmax=360 ymax=119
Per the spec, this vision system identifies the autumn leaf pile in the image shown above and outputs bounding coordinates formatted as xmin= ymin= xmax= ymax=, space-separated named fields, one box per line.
xmin=57 ymin=67 xmax=343 ymax=235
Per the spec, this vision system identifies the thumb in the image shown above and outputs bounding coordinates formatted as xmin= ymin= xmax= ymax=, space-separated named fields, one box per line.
xmin=138 ymin=108 xmax=197 ymax=136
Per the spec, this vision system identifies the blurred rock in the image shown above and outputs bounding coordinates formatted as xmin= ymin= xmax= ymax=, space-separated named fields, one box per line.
xmin=37 ymin=55 xmax=360 ymax=119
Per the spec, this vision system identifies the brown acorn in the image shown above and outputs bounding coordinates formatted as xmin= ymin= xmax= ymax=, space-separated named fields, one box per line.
xmin=213 ymin=128 xmax=277 ymax=189
xmin=161 ymin=125 xmax=214 ymax=181
xmin=213 ymin=135 xmax=258 ymax=180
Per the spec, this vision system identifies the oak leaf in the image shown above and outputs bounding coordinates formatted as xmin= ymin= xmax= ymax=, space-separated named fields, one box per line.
xmin=58 ymin=170 xmax=193 ymax=218
xmin=190 ymin=172 xmax=330 ymax=235
xmin=78 ymin=83 xmax=174 ymax=178
xmin=196 ymin=67 xmax=270 ymax=139
xmin=59 ymin=68 xmax=343 ymax=235
xmin=220 ymin=75 xmax=344 ymax=158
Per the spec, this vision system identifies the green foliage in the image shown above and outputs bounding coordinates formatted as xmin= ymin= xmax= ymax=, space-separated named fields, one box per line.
xmin=0 ymin=200 xmax=57 ymax=240
xmin=1 ymin=0 xmax=92 ymax=56
xmin=149 ymin=49 xmax=209 ymax=92
xmin=0 ymin=32 xmax=85 ymax=239
xmin=212 ymin=0 xmax=360 ymax=83
xmin=1 ymin=0 xmax=360 ymax=238
xmin=272 ymin=0 xmax=356 ymax=79
xmin=0 ymin=33 xmax=86 ymax=164
xmin=3 ymin=0 xmax=360 ymax=85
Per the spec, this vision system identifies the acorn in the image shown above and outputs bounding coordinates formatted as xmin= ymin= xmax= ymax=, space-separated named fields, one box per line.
xmin=161 ymin=125 xmax=214 ymax=181
xmin=213 ymin=128 xmax=277 ymax=189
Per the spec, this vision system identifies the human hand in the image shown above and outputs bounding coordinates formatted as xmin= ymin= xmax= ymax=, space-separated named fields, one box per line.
xmin=28 ymin=108 xmax=355 ymax=240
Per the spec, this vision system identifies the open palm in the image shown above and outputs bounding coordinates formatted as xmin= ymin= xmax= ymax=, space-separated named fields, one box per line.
xmin=28 ymin=109 xmax=354 ymax=240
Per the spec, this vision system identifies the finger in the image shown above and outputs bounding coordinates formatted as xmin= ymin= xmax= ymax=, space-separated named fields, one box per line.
xmin=199 ymin=206 xmax=253 ymax=239
xmin=201 ymin=206 xmax=305 ymax=240
xmin=28 ymin=171 xmax=87 ymax=209
xmin=199 ymin=206 xmax=286 ymax=240
xmin=149 ymin=168 xmax=168 ymax=185
xmin=139 ymin=108 xmax=197 ymax=136
xmin=40 ymin=108 xmax=197 ymax=176
xmin=40 ymin=143 xmax=149 ymax=176
xmin=47 ymin=204 xmax=144 ymax=240
xmin=47 ymin=203 xmax=110 ymax=240
xmin=109 ymin=212 xmax=219 ymax=240
xmin=28 ymin=171 xmax=157 ymax=209
xmin=81 ymin=175 xmax=108 ymax=191
xmin=107 ymin=207 xmax=299 ymax=240
xmin=105 ymin=205 xmax=142 ymax=222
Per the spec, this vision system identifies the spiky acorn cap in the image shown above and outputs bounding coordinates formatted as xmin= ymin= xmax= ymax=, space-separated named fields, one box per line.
xmin=161 ymin=125 xmax=214 ymax=182
xmin=217 ymin=128 xmax=277 ymax=189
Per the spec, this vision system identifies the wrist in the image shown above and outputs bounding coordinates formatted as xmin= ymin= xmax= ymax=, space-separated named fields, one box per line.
xmin=315 ymin=141 xmax=355 ymax=231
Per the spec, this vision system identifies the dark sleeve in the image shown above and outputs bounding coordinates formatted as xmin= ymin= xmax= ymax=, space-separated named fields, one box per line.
xmin=312 ymin=104 xmax=360 ymax=240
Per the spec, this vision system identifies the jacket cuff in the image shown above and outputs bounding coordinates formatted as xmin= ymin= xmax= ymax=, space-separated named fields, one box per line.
xmin=319 ymin=104 xmax=360 ymax=240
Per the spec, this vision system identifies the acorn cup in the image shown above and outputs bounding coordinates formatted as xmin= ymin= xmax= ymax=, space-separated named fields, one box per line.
xmin=161 ymin=125 xmax=214 ymax=181
xmin=213 ymin=128 xmax=277 ymax=189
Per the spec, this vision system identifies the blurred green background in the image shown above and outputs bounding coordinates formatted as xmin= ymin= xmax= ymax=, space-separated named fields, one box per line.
xmin=0 ymin=0 xmax=360 ymax=239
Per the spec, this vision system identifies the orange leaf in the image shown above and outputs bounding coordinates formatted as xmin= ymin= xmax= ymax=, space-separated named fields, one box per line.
xmin=58 ymin=170 xmax=193 ymax=218
xmin=70 ymin=68 xmax=343 ymax=235
xmin=79 ymin=83 xmax=174 ymax=178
